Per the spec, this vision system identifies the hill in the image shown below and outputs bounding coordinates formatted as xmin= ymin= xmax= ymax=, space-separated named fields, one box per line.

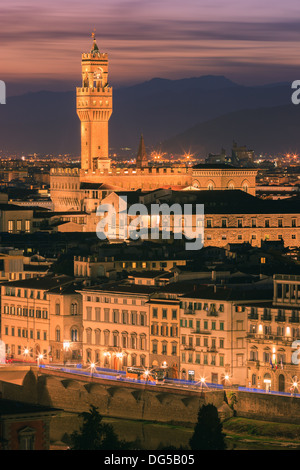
xmin=0 ymin=76 xmax=294 ymax=155
xmin=161 ymin=103 xmax=300 ymax=156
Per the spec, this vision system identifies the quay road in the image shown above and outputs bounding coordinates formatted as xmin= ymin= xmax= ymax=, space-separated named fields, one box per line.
xmin=2 ymin=361 xmax=300 ymax=398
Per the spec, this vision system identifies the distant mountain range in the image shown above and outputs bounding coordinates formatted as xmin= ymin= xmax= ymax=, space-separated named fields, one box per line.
xmin=161 ymin=103 xmax=300 ymax=156
xmin=0 ymin=76 xmax=296 ymax=156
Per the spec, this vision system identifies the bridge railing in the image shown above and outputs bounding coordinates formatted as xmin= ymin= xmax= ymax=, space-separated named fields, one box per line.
xmin=238 ymin=386 xmax=300 ymax=398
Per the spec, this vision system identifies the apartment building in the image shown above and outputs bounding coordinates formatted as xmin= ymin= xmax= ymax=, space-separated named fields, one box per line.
xmin=78 ymin=283 xmax=155 ymax=368
xmin=91 ymin=189 xmax=300 ymax=248
xmin=246 ymin=274 xmax=300 ymax=393
xmin=148 ymin=296 xmax=180 ymax=378
xmin=178 ymin=287 xmax=271 ymax=386
xmin=73 ymin=255 xmax=186 ymax=279
xmin=0 ymin=275 xmax=80 ymax=363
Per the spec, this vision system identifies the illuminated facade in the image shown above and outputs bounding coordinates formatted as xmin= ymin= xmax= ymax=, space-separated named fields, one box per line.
xmin=78 ymin=284 xmax=153 ymax=368
xmin=77 ymin=33 xmax=112 ymax=171
xmin=246 ymin=274 xmax=300 ymax=393
xmin=0 ymin=275 xmax=82 ymax=364
xmin=50 ymin=37 xmax=257 ymax=213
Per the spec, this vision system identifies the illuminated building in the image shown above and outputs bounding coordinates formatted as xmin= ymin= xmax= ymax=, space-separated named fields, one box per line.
xmin=50 ymin=37 xmax=257 ymax=213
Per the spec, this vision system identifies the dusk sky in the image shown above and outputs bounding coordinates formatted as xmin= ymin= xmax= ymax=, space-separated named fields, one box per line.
xmin=2 ymin=0 xmax=300 ymax=96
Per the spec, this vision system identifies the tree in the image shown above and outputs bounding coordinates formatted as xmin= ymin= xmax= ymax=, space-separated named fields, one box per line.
xmin=69 ymin=405 xmax=133 ymax=450
xmin=189 ymin=404 xmax=226 ymax=450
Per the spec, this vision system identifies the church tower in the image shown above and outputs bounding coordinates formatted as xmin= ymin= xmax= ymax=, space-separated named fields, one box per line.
xmin=76 ymin=33 xmax=113 ymax=171
xmin=136 ymin=134 xmax=148 ymax=169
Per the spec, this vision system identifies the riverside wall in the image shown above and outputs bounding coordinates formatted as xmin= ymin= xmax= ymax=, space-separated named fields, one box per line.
xmin=0 ymin=367 xmax=299 ymax=425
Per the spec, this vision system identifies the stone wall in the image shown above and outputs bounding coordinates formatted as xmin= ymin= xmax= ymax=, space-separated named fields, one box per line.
xmin=234 ymin=391 xmax=300 ymax=424
xmin=36 ymin=369 xmax=224 ymax=426
xmin=1 ymin=368 xmax=299 ymax=426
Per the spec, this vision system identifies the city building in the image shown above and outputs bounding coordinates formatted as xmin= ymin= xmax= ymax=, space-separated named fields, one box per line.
xmin=0 ymin=399 xmax=58 ymax=450
xmin=50 ymin=36 xmax=257 ymax=213
xmin=0 ymin=275 xmax=81 ymax=364
xmin=78 ymin=282 xmax=155 ymax=368
xmin=94 ymin=189 xmax=300 ymax=248
xmin=246 ymin=274 xmax=300 ymax=393
xmin=148 ymin=295 xmax=180 ymax=378
xmin=178 ymin=287 xmax=270 ymax=386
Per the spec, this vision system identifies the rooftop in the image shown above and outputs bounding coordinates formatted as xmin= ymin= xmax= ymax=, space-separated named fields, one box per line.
xmin=0 ymin=274 xmax=75 ymax=291
xmin=0 ymin=398 xmax=58 ymax=417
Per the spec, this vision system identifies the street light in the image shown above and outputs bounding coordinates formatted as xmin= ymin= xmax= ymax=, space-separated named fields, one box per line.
xmin=115 ymin=352 xmax=123 ymax=371
xmin=63 ymin=341 xmax=71 ymax=366
xmin=223 ymin=373 xmax=231 ymax=386
xmin=103 ymin=351 xmax=111 ymax=368
xmin=23 ymin=347 xmax=30 ymax=362
xmin=89 ymin=362 xmax=96 ymax=379
xmin=291 ymin=377 xmax=299 ymax=395
xmin=37 ymin=353 xmax=44 ymax=368
xmin=142 ymin=368 xmax=151 ymax=384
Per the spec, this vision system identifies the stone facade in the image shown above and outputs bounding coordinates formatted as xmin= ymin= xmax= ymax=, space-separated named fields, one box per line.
xmin=0 ymin=275 xmax=82 ymax=364
xmin=78 ymin=284 xmax=153 ymax=369
xmin=49 ymin=38 xmax=257 ymax=213
xmin=246 ymin=274 xmax=300 ymax=394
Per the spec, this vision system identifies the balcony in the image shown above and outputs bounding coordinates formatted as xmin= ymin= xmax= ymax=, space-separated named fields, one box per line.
xmin=275 ymin=315 xmax=286 ymax=322
xmin=247 ymin=359 xmax=260 ymax=367
xmin=248 ymin=313 xmax=259 ymax=320
xmin=191 ymin=329 xmax=211 ymax=335
xmin=207 ymin=309 xmax=218 ymax=317
xmin=247 ymin=332 xmax=263 ymax=340
xmin=261 ymin=315 xmax=272 ymax=321
xmin=183 ymin=308 xmax=195 ymax=315
xmin=184 ymin=346 xmax=195 ymax=351
xmin=282 ymin=336 xmax=293 ymax=344
xmin=264 ymin=334 xmax=274 ymax=340
xmin=289 ymin=316 xmax=300 ymax=323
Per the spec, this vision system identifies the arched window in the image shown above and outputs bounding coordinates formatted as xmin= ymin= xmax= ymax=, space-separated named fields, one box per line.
xmin=94 ymin=329 xmax=101 ymax=345
xmin=122 ymin=332 xmax=128 ymax=348
xmin=95 ymin=349 xmax=100 ymax=363
xmin=55 ymin=327 xmax=61 ymax=342
xmin=131 ymin=354 xmax=137 ymax=366
xmin=86 ymin=349 xmax=92 ymax=363
xmin=250 ymin=347 xmax=258 ymax=361
xmin=241 ymin=180 xmax=250 ymax=193
xmin=140 ymin=354 xmax=146 ymax=367
xmin=104 ymin=330 xmax=110 ymax=346
xmin=131 ymin=334 xmax=137 ymax=349
xmin=86 ymin=328 xmax=92 ymax=344
xmin=112 ymin=331 xmax=119 ymax=347
xmin=140 ymin=334 xmax=146 ymax=351
xmin=278 ymin=374 xmax=285 ymax=392
xmin=71 ymin=328 xmax=78 ymax=342
xmin=55 ymin=303 xmax=60 ymax=315
xmin=71 ymin=303 xmax=78 ymax=315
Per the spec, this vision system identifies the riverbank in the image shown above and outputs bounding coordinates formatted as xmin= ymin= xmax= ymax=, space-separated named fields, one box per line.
xmin=49 ymin=412 xmax=300 ymax=450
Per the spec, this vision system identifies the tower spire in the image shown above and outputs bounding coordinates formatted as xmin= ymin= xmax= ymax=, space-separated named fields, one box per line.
xmin=136 ymin=134 xmax=148 ymax=169
xmin=91 ymin=28 xmax=99 ymax=53
xmin=77 ymin=33 xmax=112 ymax=171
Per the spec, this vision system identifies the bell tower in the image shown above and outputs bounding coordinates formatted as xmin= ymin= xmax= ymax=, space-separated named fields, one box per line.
xmin=76 ymin=32 xmax=113 ymax=171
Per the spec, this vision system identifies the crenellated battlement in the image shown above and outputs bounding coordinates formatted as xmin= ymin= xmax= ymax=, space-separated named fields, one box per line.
xmin=82 ymin=52 xmax=108 ymax=60
xmin=50 ymin=167 xmax=80 ymax=176
xmin=76 ymin=86 xmax=112 ymax=95
xmin=80 ymin=166 xmax=191 ymax=177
